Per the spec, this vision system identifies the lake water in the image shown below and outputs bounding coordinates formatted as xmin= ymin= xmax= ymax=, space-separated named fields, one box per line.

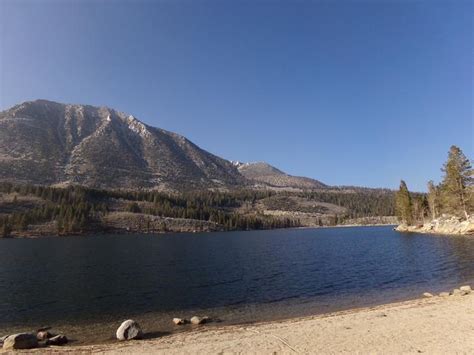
xmin=0 ymin=226 xmax=473 ymax=344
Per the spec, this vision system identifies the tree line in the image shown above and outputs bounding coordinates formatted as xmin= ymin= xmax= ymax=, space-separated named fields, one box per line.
xmin=0 ymin=176 xmax=400 ymax=237
xmin=0 ymin=184 xmax=298 ymax=236
xmin=396 ymin=145 xmax=473 ymax=225
xmin=300 ymin=190 xmax=395 ymax=218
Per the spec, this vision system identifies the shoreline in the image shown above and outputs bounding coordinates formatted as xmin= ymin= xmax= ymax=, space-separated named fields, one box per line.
xmin=3 ymin=223 xmax=396 ymax=239
xmin=395 ymin=215 xmax=474 ymax=236
xmin=2 ymin=277 xmax=472 ymax=350
xmin=395 ymin=228 xmax=474 ymax=236
xmin=15 ymin=292 xmax=473 ymax=353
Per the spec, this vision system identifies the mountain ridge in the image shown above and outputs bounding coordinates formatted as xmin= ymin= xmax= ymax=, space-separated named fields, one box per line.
xmin=234 ymin=161 xmax=327 ymax=190
xmin=0 ymin=99 xmax=340 ymax=191
xmin=0 ymin=99 xmax=245 ymax=190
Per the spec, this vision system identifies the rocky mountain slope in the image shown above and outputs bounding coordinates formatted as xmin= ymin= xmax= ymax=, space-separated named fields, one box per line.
xmin=0 ymin=100 xmax=245 ymax=189
xmin=234 ymin=162 xmax=327 ymax=190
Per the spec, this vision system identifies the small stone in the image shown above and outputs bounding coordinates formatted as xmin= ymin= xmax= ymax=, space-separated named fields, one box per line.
xmin=190 ymin=316 xmax=210 ymax=325
xmin=116 ymin=320 xmax=143 ymax=341
xmin=37 ymin=331 xmax=52 ymax=341
xmin=451 ymin=289 xmax=462 ymax=296
xmin=173 ymin=318 xmax=186 ymax=325
xmin=460 ymin=285 xmax=472 ymax=292
xmin=2 ymin=333 xmax=38 ymax=350
xmin=422 ymin=292 xmax=433 ymax=298
xmin=45 ymin=334 xmax=68 ymax=346
xmin=439 ymin=292 xmax=450 ymax=297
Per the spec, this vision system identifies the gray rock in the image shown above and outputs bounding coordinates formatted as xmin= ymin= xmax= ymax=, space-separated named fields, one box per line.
xmin=190 ymin=316 xmax=210 ymax=325
xmin=45 ymin=334 xmax=68 ymax=346
xmin=116 ymin=320 xmax=143 ymax=341
xmin=422 ymin=292 xmax=433 ymax=298
xmin=173 ymin=318 xmax=186 ymax=325
xmin=2 ymin=333 xmax=38 ymax=350
xmin=439 ymin=292 xmax=450 ymax=297
xmin=460 ymin=285 xmax=472 ymax=292
xmin=37 ymin=330 xmax=52 ymax=341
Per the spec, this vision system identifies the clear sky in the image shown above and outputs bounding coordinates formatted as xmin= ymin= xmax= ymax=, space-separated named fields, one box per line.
xmin=1 ymin=0 xmax=472 ymax=191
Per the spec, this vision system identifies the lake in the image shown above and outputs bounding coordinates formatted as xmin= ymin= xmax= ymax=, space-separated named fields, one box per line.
xmin=0 ymin=226 xmax=473 ymax=344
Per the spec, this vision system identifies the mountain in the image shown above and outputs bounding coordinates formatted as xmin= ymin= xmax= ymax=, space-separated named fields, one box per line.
xmin=234 ymin=161 xmax=327 ymax=190
xmin=0 ymin=100 xmax=245 ymax=190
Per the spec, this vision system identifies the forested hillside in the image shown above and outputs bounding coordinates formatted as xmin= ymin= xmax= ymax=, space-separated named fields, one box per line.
xmin=0 ymin=183 xmax=396 ymax=237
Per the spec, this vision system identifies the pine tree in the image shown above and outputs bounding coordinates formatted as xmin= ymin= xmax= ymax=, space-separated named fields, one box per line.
xmin=412 ymin=194 xmax=428 ymax=224
xmin=427 ymin=180 xmax=440 ymax=220
xmin=396 ymin=180 xmax=414 ymax=225
xmin=440 ymin=146 xmax=473 ymax=219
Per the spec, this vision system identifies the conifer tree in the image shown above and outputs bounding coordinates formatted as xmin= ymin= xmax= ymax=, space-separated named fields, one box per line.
xmin=427 ymin=180 xmax=440 ymax=220
xmin=440 ymin=146 xmax=473 ymax=219
xmin=396 ymin=180 xmax=414 ymax=225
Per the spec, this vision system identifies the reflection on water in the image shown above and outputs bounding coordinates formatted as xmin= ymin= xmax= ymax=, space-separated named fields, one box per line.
xmin=0 ymin=226 xmax=473 ymax=344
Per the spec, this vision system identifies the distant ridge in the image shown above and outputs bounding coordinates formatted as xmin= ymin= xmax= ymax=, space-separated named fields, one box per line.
xmin=234 ymin=161 xmax=327 ymax=190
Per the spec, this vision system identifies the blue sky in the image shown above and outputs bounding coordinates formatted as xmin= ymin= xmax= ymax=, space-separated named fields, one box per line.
xmin=1 ymin=0 xmax=472 ymax=191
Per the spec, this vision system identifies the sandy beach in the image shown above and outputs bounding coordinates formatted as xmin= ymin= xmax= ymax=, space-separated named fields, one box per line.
xmin=15 ymin=292 xmax=473 ymax=354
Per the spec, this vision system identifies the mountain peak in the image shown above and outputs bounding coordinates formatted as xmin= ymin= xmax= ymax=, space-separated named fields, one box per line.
xmin=0 ymin=100 xmax=244 ymax=190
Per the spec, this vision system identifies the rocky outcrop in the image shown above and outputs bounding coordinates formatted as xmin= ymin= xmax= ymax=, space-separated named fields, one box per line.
xmin=395 ymin=215 xmax=474 ymax=235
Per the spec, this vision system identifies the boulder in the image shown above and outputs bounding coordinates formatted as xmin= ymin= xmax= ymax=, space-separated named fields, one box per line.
xmin=37 ymin=330 xmax=52 ymax=341
xmin=439 ymin=292 xmax=450 ymax=297
xmin=422 ymin=292 xmax=433 ymax=298
xmin=460 ymin=285 xmax=472 ymax=292
xmin=3 ymin=333 xmax=38 ymax=350
xmin=116 ymin=320 xmax=143 ymax=341
xmin=451 ymin=289 xmax=462 ymax=296
xmin=173 ymin=318 xmax=186 ymax=325
xmin=190 ymin=316 xmax=209 ymax=325
xmin=45 ymin=334 xmax=68 ymax=346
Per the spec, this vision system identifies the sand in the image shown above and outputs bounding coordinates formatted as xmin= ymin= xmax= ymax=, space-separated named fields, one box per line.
xmin=15 ymin=292 xmax=473 ymax=354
